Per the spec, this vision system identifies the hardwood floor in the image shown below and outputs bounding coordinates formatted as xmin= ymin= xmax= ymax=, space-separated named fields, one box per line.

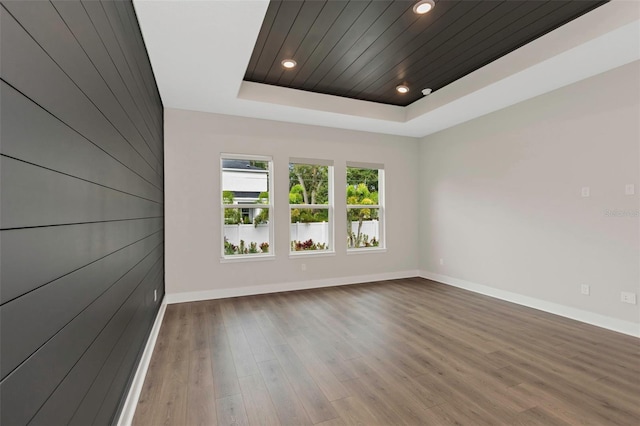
xmin=132 ymin=278 xmax=640 ymax=425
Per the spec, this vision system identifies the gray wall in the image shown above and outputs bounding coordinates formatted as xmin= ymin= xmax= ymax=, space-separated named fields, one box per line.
xmin=0 ymin=1 xmax=164 ymax=424
xmin=418 ymin=61 xmax=639 ymax=328
xmin=164 ymin=109 xmax=419 ymax=300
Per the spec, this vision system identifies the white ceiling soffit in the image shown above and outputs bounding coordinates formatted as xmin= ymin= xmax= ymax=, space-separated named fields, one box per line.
xmin=134 ymin=0 xmax=640 ymax=138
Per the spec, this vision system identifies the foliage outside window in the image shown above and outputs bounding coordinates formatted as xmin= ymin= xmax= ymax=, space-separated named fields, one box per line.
xmin=347 ymin=164 xmax=384 ymax=250
xmin=289 ymin=160 xmax=333 ymax=253
xmin=221 ymin=155 xmax=273 ymax=258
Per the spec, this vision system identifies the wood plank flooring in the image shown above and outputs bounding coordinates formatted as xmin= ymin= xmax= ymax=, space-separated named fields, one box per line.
xmin=133 ymin=278 xmax=640 ymax=425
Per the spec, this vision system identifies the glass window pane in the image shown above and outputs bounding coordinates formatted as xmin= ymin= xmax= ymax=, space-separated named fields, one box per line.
xmin=223 ymin=207 xmax=270 ymax=255
xmin=347 ymin=165 xmax=382 ymax=250
xmin=346 ymin=167 xmax=378 ymax=204
xmin=289 ymin=164 xmax=329 ymax=205
xmin=289 ymin=161 xmax=333 ymax=253
xmin=221 ymin=155 xmax=272 ymax=259
xmin=222 ymin=158 xmax=269 ymax=204
xmin=290 ymin=207 xmax=330 ymax=251
xmin=224 ymin=207 xmax=242 ymax=225
xmin=347 ymin=208 xmax=380 ymax=248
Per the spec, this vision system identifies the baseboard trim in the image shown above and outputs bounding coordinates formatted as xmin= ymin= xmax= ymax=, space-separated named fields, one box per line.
xmin=117 ymin=299 xmax=168 ymax=426
xmin=419 ymin=270 xmax=639 ymax=338
xmin=165 ymin=270 xmax=420 ymax=304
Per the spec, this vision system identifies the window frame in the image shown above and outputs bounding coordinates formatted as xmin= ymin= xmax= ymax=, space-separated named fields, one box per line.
xmin=346 ymin=162 xmax=385 ymax=252
xmin=288 ymin=158 xmax=335 ymax=256
xmin=220 ymin=153 xmax=274 ymax=261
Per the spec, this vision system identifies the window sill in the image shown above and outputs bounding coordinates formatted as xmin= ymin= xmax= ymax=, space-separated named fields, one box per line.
xmin=347 ymin=248 xmax=387 ymax=255
xmin=289 ymin=250 xmax=336 ymax=259
xmin=220 ymin=254 xmax=276 ymax=263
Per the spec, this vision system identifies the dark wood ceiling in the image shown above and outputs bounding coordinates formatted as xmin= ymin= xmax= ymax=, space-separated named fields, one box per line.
xmin=244 ymin=0 xmax=607 ymax=106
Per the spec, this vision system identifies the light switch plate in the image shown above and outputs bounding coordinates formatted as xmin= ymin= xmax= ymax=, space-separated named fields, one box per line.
xmin=581 ymin=187 xmax=590 ymax=197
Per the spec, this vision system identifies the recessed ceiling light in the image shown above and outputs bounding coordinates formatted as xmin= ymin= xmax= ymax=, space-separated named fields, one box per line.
xmin=413 ymin=0 xmax=435 ymax=15
xmin=281 ymin=59 xmax=297 ymax=69
xmin=396 ymin=85 xmax=410 ymax=94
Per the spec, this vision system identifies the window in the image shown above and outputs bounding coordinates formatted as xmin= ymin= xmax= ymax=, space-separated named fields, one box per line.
xmin=221 ymin=154 xmax=273 ymax=258
xmin=289 ymin=159 xmax=334 ymax=253
xmin=346 ymin=163 xmax=384 ymax=250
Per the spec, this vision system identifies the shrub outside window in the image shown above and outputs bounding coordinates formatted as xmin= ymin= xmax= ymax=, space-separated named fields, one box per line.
xmin=289 ymin=159 xmax=334 ymax=253
xmin=347 ymin=163 xmax=384 ymax=250
xmin=221 ymin=154 xmax=273 ymax=258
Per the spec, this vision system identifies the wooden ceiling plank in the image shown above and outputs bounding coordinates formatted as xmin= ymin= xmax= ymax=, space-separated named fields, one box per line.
xmin=349 ymin=0 xmax=486 ymax=104
xmin=277 ymin=1 xmax=348 ymax=87
xmin=342 ymin=0 xmax=476 ymax=102
xmin=420 ymin=0 xmax=562 ymax=90
xmin=289 ymin=0 xmax=370 ymax=89
xmin=265 ymin=0 xmax=326 ymax=84
xmin=245 ymin=0 xmax=281 ymax=79
xmin=311 ymin=0 xmax=412 ymax=94
xmin=372 ymin=0 xmax=532 ymax=104
xmin=428 ymin=1 xmax=606 ymax=93
xmin=244 ymin=0 xmax=609 ymax=106
xmin=251 ymin=0 xmax=304 ymax=82
xmin=424 ymin=1 xmax=596 ymax=93
xmin=301 ymin=0 xmax=394 ymax=90
xmin=366 ymin=1 xmax=607 ymax=105
xmin=326 ymin=5 xmax=423 ymax=94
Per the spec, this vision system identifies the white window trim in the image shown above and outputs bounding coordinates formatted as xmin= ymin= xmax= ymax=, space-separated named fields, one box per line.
xmin=346 ymin=165 xmax=385 ymax=251
xmin=221 ymin=154 xmax=274 ymax=260
xmin=347 ymin=247 xmax=387 ymax=255
xmin=347 ymin=204 xmax=382 ymax=209
xmin=289 ymin=161 xmax=334 ymax=255
xmin=220 ymin=254 xmax=276 ymax=263
xmin=289 ymin=250 xmax=336 ymax=259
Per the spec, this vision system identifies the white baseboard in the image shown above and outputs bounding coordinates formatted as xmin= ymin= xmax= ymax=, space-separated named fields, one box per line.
xmin=117 ymin=299 xmax=168 ymax=426
xmin=419 ymin=270 xmax=640 ymax=338
xmin=165 ymin=269 xmax=420 ymax=304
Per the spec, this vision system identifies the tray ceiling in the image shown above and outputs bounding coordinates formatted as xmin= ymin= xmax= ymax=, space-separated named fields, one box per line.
xmin=244 ymin=0 xmax=607 ymax=106
xmin=133 ymin=0 xmax=639 ymax=137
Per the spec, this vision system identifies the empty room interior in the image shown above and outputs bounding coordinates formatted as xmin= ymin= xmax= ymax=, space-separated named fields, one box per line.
xmin=1 ymin=0 xmax=639 ymax=425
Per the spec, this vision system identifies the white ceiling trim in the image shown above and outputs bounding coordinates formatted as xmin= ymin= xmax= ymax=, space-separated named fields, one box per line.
xmin=134 ymin=0 xmax=640 ymax=138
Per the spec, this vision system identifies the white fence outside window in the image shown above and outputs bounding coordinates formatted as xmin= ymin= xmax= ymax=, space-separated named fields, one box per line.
xmin=223 ymin=221 xmax=379 ymax=246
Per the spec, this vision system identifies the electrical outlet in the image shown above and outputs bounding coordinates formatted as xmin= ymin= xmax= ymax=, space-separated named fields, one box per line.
xmin=439 ymin=258 xmax=444 ymax=265
xmin=581 ymin=187 xmax=590 ymax=197
xmin=581 ymin=284 xmax=590 ymax=295
xmin=625 ymin=184 xmax=635 ymax=195
xmin=621 ymin=292 xmax=636 ymax=304
xmin=301 ymin=263 xmax=307 ymax=271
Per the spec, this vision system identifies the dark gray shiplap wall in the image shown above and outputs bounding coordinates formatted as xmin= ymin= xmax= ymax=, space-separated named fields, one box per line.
xmin=0 ymin=0 xmax=164 ymax=424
